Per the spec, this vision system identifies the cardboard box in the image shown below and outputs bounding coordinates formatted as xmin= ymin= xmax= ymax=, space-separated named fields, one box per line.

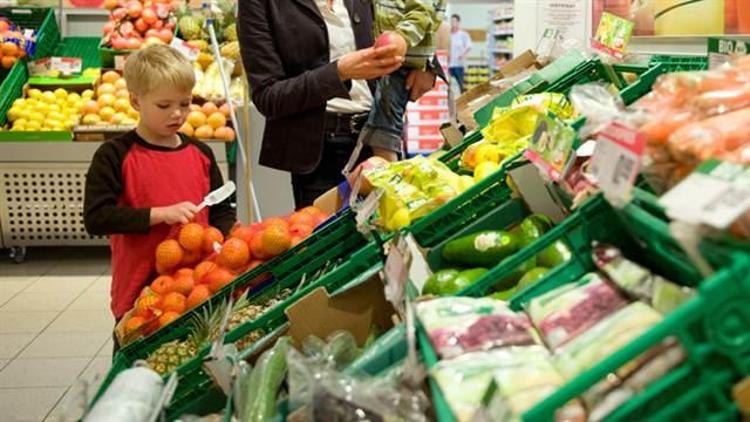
xmin=285 ymin=270 xmax=396 ymax=347
xmin=456 ymin=50 xmax=542 ymax=131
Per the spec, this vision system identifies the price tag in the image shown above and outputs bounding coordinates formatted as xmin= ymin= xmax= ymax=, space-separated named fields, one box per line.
xmin=708 ymin=38 xmax=750 ymax=70
xmin=114 ymin=54 xmax=130 ymax=71
xmin=354 ymin=188 xmax=383 ymax=235
xmin=524 ymin=112 xmax=576 ymax=182
xmin=170 ymin=36 xmax=200 ymax=61
xmin=589 ymin=122 xmax=645 ymax=205
xmin=384 ymin=235 xmax=411 ymax=314
xmin=28 ymin=57 xmax=82 ymax=76
xmin=591 ymin=12 xmax=634 ymax=60
xmin=535 ymin=28 xmax=560 ymax=61
xmin=661 ymin=160 xmax=750 ymax=229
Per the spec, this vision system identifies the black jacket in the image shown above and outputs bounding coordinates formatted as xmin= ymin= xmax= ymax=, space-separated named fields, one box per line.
xmin=238 ymin=0 xmax=444 ymax=174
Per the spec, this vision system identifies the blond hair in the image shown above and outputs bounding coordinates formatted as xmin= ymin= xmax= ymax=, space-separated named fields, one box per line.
xmin=123 ymin=44 xmax=195 ymax=95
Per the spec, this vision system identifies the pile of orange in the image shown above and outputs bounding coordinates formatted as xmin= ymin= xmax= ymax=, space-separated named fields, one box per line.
xmin=178 ymin=101 xmax=236 ymax=141
xmin=0 ymin=19 xmax=29 ymax=69
xmin=121 ymin=206 xmax=330 ymax=339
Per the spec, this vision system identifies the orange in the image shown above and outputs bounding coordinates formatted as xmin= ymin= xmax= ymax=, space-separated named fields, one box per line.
xmin=155 ymin=239 xmax=184 ymax=272
xmin=180 ymin=248 xmax=203 ymax=267
xmin=206 ymin=112 xmax=226 ymax=129
xmin=194 ymin=125 xmax=214 ymax=139
xmin=114 ymin=77 xmax=127 ymax=90
xmin=289 ymin=223 xmax=313 ymax=239
xmin=261 ymin=224 xmax=292 ymax=257
xmin=97 ymin=83 xmax=116 ymax=96
xmin=203 ymin=227 xmax=224 ymax=254
xmin=249 ymin=231 xmax=270 ymax=260
xmin=97 ymin=93 xmax=116 ymax=108
xmin=193 ymin=260 xmax=218 ymax=284
xmin=186 ymin=284 xmax=211 ymax=309
xmin=178 ymin=223 xmax=205 ymax=252
xmin=113 ymin=98 xmax=130 ymax=112
xmin=160 ymin=292 xmax=187 ymax=313
xmin=115 ymin=88 xmax=130 ymax=99
xmin=158 ymin=311 xmax=181 ymax=327
xmin=219 ymin=102 xmax=233 ymax=117
xmin=1 ymin=56 xmax=16 ymax=69
xmin=229 ymin=225 xmax=253 ymax=245
xmin=82 ymin=99 xmax=100 ymax=115
xmin=179 ymin=122 xmax=194 ymax=136
xmin=201 ymin=101 xmax=219 ymax=116
xmin=186 ymin=110 xmax=206 ymax=128
xmin=101 ymin=70 xmax=121 ymax=84
xmin=99 ymin=106 xmax=116 ymax=122
xmin=299 ymin=206 xmax=322 ymax=216
xmin=189 ymin=103 xmax=201 ymax=112
xmin=124 ymin=316 xmax=147 ymax=335
xmin=291 ymin=236 xmax=305 ymax=248
xmin=213 ymin=126 xmax=235 ymax=141
xmin=204 ymin=267 xmax=235 ymax=293
xmin=262 ymin=217 xmax=288 ymax=229
xmin=134 ymin=292 xmax=160 ymax=317
xmin=217 ymin=238 xmax=250 ymax=270
xmin=150 ymin=275 xmax=175 ymax=295
xmin=289 ymin=212 xmax=314 ymax=227
xmin=1 ymin=42 xmax=17 ymax=56
xmin=172 ymin=271 xmax=195 ymax=296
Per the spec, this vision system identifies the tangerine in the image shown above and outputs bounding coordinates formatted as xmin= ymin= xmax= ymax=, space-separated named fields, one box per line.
xmin=203 ymin=226 xmax=224 ymax=254
xmin=206 ymin=112 xmax=226 ymax=129
xmin=249 ymin=231 xmax=270 ymax=260
xmin=217 ymin=238 xmax=250 ymax=270
xmin=289 ymin=212 xmax=314 ymax=227
xmin=172 ymin=270 xmax=195 ymax=295
xmin=229 ymin=225 xmax=253 ymax=245
xmin=201 ymin=101 xmax=219 ymax=116
xmin=155 ymin=239 xmax=184 ymax=272
xmin=261 ymin=224 xmax=292 ymax=257
xmin=213 ymin=126 xmax=235 ymax=141
xmin=193 ymin=261 xmax=218 ymax=284
xmin=204 ymin=267 xmax=235 ymax=293
xmin=158 ymin=311 xmax=181 ymax=327
xmin=150 ymin=275 xmax=175 ymax=295
xmin=178 ymin=223 xmax=205 ymax=252
xmin=160 ymin=292 xmax=187 ymax=313
xmin=124 ymin=316 xmax=147 ymax=335
xmin=289 ymin=223 xmax=313 ymax=239
xmin=186 ymin=110 xmax=206 ymax=128
xmin=186 ymin=284 xmax=211 ymax=309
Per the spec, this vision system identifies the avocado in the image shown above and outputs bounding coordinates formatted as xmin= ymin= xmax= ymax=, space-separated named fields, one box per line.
xmin=442 ymin=230 xmax=521 ymax=267
xmin=423 ymin=269 xmax=460 ymax=296
xmin=538 ymin=240 xmax=573 ymax=268
xmin=511 ymin=213 xmax=555 ymax=246
xmin=494 ymin=256 xmax=537 ymax=291
xmin=489 ymin=286 xmax=517 ymax=301
xmin=449 ymin=268 xmax=489 ymax=294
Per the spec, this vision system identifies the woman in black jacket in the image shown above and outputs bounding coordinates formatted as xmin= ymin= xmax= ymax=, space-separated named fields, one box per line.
xmin=238 ymin=0 xmax=438 ymax=207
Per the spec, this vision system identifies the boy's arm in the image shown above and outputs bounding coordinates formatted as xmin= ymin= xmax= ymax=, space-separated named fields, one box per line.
xmin=84 ymin=142 xmax=151 ymax=236
xmin=393 ymin=0 xmax=444 ymax=47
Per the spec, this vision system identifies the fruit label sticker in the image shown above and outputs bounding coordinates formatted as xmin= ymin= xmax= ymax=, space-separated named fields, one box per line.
xmin=592 ymin=12 xmax=634 ymax=60
xmin=28 ymin=57 xmax=82 ymax=76
xmin=661 ymin=160 xmax=750 ymax=229
xmin=525 ymin=112 xmax=576 ymax=182
xmin=708 ymin=38 xmax=750 ymax=70
xmin=171 ymin=36 xmax=200 ymax=61
xmin=589 ymin=122 xmax=645 ymax=205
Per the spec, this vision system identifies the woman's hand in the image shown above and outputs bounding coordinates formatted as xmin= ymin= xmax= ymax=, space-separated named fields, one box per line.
xmin=337 ymin=46 xmax=404 ymax=81
xmin=405 ymin=69 xmax=437 ymax=101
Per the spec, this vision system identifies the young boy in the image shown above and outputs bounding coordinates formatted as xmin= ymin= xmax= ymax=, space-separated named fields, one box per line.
xmin=83 ymin=45 xmax=236 ymax=351
xmin=354 ymin=0 xmax=446 ymax=162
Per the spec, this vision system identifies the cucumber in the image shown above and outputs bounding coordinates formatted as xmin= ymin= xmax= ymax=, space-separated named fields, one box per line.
xmin=450 ymin=268 xmax=489 ymax=293
xmin=423 ymin=268 xmax=460 ymax=296
xmin=442 ymin=230 xmax=520 ymax=267
xmin=511 ymin=213 xmax=554 ymax=246
xmin=243 ymin=336 xmax=290 ymax=422
xmin=538 ymin=240 xmax=572 ymax=268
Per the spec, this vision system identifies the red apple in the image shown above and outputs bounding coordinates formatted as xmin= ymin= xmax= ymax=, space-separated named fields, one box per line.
xmin=103 ymin=21 xmax=115 ymax=34
xmin=125 ymin=37 xmax=142 ymax=50
xmin=142 ymin=7 xmax=157 ymax=24
xmin=134 ymin=17 xmax=148 ymax=33
xmin=112 ymin=7 xmax=127 ymax=20
xmin=156 ymin=28 xmax=173 ymax=43
xmin=126 ymin=1 xmax=143 ymax=18
xmin=152 ymin=19 xmax=164 ymax=30
xmin=120 ymin=20 xmax=135 ymax=35
xmin=145 ymin=28 xmax=158 ymax=38
xmin=374 ymin=31 xmax=399 ymax=48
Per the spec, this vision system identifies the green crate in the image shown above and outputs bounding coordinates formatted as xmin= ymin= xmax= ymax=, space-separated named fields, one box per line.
xmin=54 ymin=37 xmax=102 ymax=69
xmin=0 ymin=7 xmax=59 ymax=59
xmin=649 ymin=55 xmax=709 ymax=71
xmin=419 ymin=194 xmax=750 ymax=421
xmin=94 ymin=239 xmax=384 ymax=420
xmin=0 ymin=62 xmax=27 ymax=126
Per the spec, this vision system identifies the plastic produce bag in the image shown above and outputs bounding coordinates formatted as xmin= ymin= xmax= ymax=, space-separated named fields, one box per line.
xmin=84 ymin=366 xmax=164 ymax=422
xmin=591 ymin=244 xmax=694 ymax=314
xmin=524 ymin=272 xmax=628 ymax=350
xmin=553 ymin=302 xmax=663 ymax=381
xmin=481 ymin=93 xmax=575 ymax=145
xmin=417 ymin=297 xmax=540 ymax=359
xmin=240 ymin=337 xmax=290 ymax=422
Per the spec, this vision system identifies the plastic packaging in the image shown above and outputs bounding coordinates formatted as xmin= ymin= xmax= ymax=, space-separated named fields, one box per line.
xmin=524 ymin=273 xmax=628 ymax=350
xmin=417 ymin=297 xmax=540 ymax=359
xmin=591 ymin=244 xmax=694 ymax=314
xmin=84 ymin=366 xmax=164 ymax=422
xmin=241 ymin=336 xmax=290 ymax=422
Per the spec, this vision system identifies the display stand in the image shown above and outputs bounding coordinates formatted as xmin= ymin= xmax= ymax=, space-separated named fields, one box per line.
xmin=0 ymin=141 xmax=229 ymax=261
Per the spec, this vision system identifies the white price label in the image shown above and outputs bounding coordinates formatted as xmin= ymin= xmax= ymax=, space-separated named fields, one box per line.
xmin=171 ymin=36 xmax=200 ymax=61
xmin=661 ymin=161 xmax=750 ymax=230
xmin=589 ymin=122 xmax=644 ymax=205
xmin=384 ymin=236 xmax=411 ymax=314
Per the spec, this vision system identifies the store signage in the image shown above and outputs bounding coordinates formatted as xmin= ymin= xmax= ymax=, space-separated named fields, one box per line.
xmin=589 ymin=122 xmax=645 ymax=205
xmin=538 ymin=0 xmax=588 ymax=48
xmin=708 ymin=38 xmax=750 ymax=69
xmin=525 ymin=112 xmax=576 ymax=182
xmin=661 ymin=160 xmax=750 ymax=229
xmin=28 ymin=57 xmax=82 ymax=76
xmin=591 ymin=12 xmax=634 ymax=60
xmin=171 ymin=36 xmax=201 ymax=61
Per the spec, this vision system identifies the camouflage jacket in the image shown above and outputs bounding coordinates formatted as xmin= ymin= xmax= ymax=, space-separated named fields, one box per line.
xmin=374 ymin=0 xmax=446 ymax=70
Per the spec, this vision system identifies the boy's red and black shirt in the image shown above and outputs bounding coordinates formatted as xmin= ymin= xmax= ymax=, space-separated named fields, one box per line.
xmin=83 ymin=130 xmax=236 ymax=318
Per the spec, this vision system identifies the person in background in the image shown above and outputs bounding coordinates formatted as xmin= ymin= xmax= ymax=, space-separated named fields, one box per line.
xmin=449 ymin=14 xmax=472 ymax=93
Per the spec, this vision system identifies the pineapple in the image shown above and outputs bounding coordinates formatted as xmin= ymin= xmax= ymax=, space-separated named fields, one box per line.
xmin=226 ymin=289 xmax=294 ymax=351
xmin=145 ymin=305 xmax=221 ymax=376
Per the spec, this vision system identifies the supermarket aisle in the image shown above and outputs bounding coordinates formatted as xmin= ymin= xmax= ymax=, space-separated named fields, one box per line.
xmin=0 ymin=248 xmax=114 ymax=422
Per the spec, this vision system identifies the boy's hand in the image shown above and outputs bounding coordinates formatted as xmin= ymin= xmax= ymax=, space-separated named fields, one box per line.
xmin=151 ymin=202 xmax=199 ymax=225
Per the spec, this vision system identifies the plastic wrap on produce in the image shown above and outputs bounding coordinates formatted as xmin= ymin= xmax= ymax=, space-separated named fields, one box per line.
xmin=83 ymin=367 xmax=164 ymax=422
xmin=552 ymin=302 xmax=663 ymax=381
xmin=417 ymin=297 xmax=540 ymax=359
xmin=524 ymin=272 xmax=628 ymax=350
xmin=591 ymin=244 xmax=694 ymax=314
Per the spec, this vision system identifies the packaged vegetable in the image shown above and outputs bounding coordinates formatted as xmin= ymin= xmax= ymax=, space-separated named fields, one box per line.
xmin=524 ymin=272 xmax=628 ymax=350
xmin=668 ymin=107 xmax=750 ymax=165
xmin=417 ymin=297 xmax=540 ymax=359
xmin=591 ymin=244 xmax=694 ymax=314
xmin=84 ymin=366 xmax=164 ymax=422
xmin=553 ymin=302 xmax=663 ymax=381
xmin=477 ymin=346 xmax=586 ymax=422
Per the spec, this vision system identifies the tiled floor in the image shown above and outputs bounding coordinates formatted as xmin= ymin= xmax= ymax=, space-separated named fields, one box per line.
xmin=0 ymin=247 xmax=114 ymax=422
